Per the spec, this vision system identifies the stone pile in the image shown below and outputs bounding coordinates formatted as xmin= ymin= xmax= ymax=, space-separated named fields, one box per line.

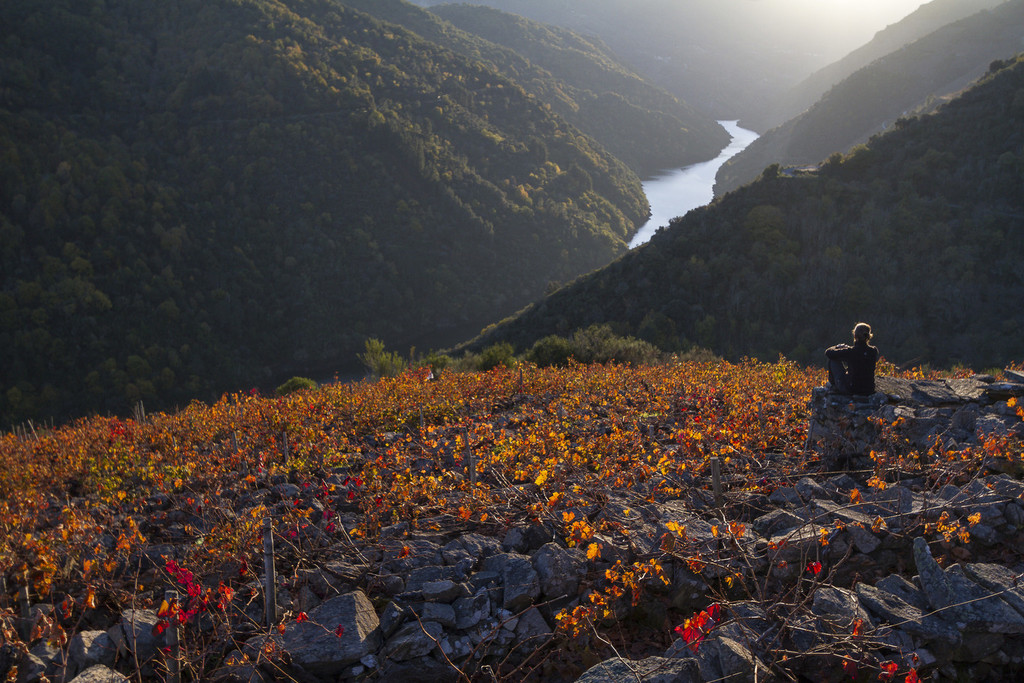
xmin=25 ymin=465 xmax=1024 ymax=682
xmin=806 ymin=373 xmax=1024 ymax=472
xmin=12 ymin=372 xmax=1024 ymax=682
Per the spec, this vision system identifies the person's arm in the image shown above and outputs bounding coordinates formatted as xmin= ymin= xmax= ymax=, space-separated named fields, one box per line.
xmin=826 ymin=344 xmax=852 ymax=359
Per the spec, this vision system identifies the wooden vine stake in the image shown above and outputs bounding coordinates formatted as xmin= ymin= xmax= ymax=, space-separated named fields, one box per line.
xmin=711 ymin=456 xmax=724 ymax=508
xmin=463 ymin=427 xmax=476 ymax=487
xmin=262 ymin=518 xmax=277 ymax=629
xmin=280 ymin=431 xmax=289 ymax=467
xmin=165 ymin=589 xmax=181 ymax=683
xmin=18 ymin=576 xmax=31 ymax=640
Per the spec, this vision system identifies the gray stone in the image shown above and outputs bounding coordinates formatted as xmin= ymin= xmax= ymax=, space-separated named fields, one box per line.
xmin=107 ymin=609 xmax=162 ymax=663
xmin=422 ymin=579 xmax=465 ymax=603
xmin=961 ymin=563 xmax=1024 ymax=617
xmin=384 ymin=622 xmax=442 ymax=662
xmin=282 ymin=590 xmax=381 ymax=677
xmin=846 ymin=523 xmax=881 ymax=554
xmin=457 ymin=533 xmax=503 ymax=559
xmin=513 ymin=607 xmax=552 ymax=649
xmin=68 ymin=665 xmax=130 ymax=683
xmin=498 ymin=553 xmax=540 ymax=611
xmin=751 ymin=509 xmax=805 ymax=537
xmin=454 ymin=590 xmax=491 ymax=630
xmin=376 ymin=653 xmax=456 ymax=682
xmin=811 ymin=585 xmax=874 ymax=630
xmin=940 ymin=564 xmax=1024 ymax=633
xmin=68 ymin=630 xmax=117 ymax=671
xmin=795 ymin=477 xmax=829 ymax=502
xmin=576 ymin=655 xmax=700 ymax=683
xmin=379 ymin=601 xmax=410 ymax=638
xmin=694 ymin=635 xmax=770 ymax=683
xmin=875 ymin=574 xmax=928 ymax=610
xmin=913 ymin=537 xmax=953 ymax=611
xmin=532 ymin=542 xmax=586 ymax=600
xmin=855 ymin=582 xmax=961 ymax=649
xmin=420 ymin=602 xmax=457 ymax=629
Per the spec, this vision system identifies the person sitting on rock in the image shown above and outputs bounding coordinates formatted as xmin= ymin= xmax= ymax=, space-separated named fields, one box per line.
xmin=826 ymin=322 xmax=879 ymax=395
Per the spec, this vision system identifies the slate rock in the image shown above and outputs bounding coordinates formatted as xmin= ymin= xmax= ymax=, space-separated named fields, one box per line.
xmin=513 ymin=607 xmax=552 ymax=649
xmin=576 ymin=655 xmax=700 ymax=682
xmin=811 ymin=585 xmax=874 ymax=631
xmin=68 ymin=665 xmax=130 ymax=683
xmin=751 ymin=509 xmax=805 ymax=537
xmin=454 ymin=590 xmax=491 ymax=630
xmin=282 ymin=590 xmax=380 ymax=677
xmin=695 ymin=635 xmax=771 ymax=683
xmin=420 ymin=602 xmax=457 ymax=629
xmin=961 ymin=563 xmax=1024 ymax=617
xmin=107 ymin=609 xmax=162 ymax=663
xmin=68 ymin=630 xmax=117 ymax=671
xmin=376 ymin=653 xmax=457 ymax=683
xmin=532 ymin=542 xmax=586 ymax=600
xmin=496 ymin=553 xmax=540 ymax=611
xmin=384 ymin=621 xmax=442 ymax=661
xmin=855 ymin=582 xmax=961 ymax=649
xmin=875 ymin=574 xmax=928 ymax=610
xmin=422 ymin=579 xmax=465 ymax=603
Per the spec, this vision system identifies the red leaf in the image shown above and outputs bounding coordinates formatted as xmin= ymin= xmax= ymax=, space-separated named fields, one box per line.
xmin=335 ymin=625 xmax=346 ymax=638
xmin=843 ymin=660 xmax=858 ymax=680
xmin=152 ymin=620 xmax=168 ymax=636
xmin=706 ymin=603 xmax=721 ymax=623
xmin=806 ymin=561 xmax=822 ymax=576
xmin=904 ymin=670 xmax=920 ymax=683
xmin=295 ymin=612 xmax=308 ymax=623
xmin=879 ymin=660 xmax=898 ymax=680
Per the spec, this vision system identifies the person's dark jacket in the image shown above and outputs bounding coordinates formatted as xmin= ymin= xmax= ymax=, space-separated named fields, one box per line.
xmin=826 ymin=340 xmax=879 ymax=395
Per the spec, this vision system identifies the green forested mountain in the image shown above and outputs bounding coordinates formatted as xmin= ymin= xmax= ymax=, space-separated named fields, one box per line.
xmin=337 ymin=0 xmax=727 ymax=175
xmin=0 ymin=0 xmax=660 ymax=425
xmin=423 ymin=3 xmax=727 ymax=174
xmin=461 ymin=55 xmax=1024 ymax=370
xmin=717 ymin=0 xmax=1024 ymax=195
xmin=741 ymin=0 xmax=1004 ymax=134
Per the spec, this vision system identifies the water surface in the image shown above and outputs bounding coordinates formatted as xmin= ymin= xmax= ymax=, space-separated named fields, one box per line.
xmin=629 ymin=120 xmax=759 ymax=248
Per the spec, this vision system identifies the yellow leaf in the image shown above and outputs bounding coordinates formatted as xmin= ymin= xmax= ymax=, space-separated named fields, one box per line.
xmin=586 ymin=542 xmax=601 ymax=561
xmin=967 ymin=512 xmax=981 ymax=526
xmin=711 ymin=525 xmax=719 ymax=538
xmin=535 ymin=470 xmax=549 ymax=486
xmin=849 ymin=488 xmax=862 ymax=504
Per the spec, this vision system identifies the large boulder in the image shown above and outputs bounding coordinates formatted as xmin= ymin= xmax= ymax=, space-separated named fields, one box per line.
xmin=282 ymin=590 xmax=380 ymax=677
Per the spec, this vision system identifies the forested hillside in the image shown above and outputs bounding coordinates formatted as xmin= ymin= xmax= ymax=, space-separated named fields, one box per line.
xmin=415 ymin=0 xmax=919 ymax=121
xmin=338 ymin=0 xmax=727 ymax=175
xmin=462 ymin=55 xmax=1024 ymax=370
xmin=741 ymin=0 xmax=1004 ymax=133
xmin=0 ymin=0 xmax=665 ymax=426
xmin=717 ymin=0 xmax=1024 ymax=195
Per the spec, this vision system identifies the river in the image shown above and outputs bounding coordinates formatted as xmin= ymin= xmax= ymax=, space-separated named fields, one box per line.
xmin=629 ymin=120 xmax=759 ymax=248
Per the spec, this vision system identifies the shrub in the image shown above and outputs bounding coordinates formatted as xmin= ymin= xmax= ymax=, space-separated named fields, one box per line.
xmin=275 ymin=376 xmax=317 ymax=396
xmin=478 ymin=342 xmax=516 ymax=371
xmin=528 ymin=334 xmax=576 ymax=367
xmin=358 ymin=338 xmax=406 ymax=378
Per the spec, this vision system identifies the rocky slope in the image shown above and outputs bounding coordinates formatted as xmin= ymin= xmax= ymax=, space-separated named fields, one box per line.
xmin=3 ymin=364 xmax=1023 ymax=682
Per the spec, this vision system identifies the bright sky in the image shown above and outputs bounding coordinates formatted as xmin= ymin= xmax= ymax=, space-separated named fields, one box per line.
xmin=741 ymin=0 xmax=931 ymax=57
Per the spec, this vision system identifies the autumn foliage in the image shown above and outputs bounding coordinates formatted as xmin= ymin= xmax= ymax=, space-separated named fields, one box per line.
xmin=0 ymin=358 xmax=1021 ymax=680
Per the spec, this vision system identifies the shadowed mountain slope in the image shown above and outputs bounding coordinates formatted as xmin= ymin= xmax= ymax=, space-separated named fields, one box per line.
xmin=460 ymin=55 xmax=1024 ymax=370
xmin=717 ymin=0 xmax=1024 ymax=195
xmin=0 ymin=0 xmax=658 ymax=424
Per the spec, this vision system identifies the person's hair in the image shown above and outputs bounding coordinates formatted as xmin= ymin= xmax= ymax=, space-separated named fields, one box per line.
xmin=852 ymin=322 xmax=873 ymax=342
